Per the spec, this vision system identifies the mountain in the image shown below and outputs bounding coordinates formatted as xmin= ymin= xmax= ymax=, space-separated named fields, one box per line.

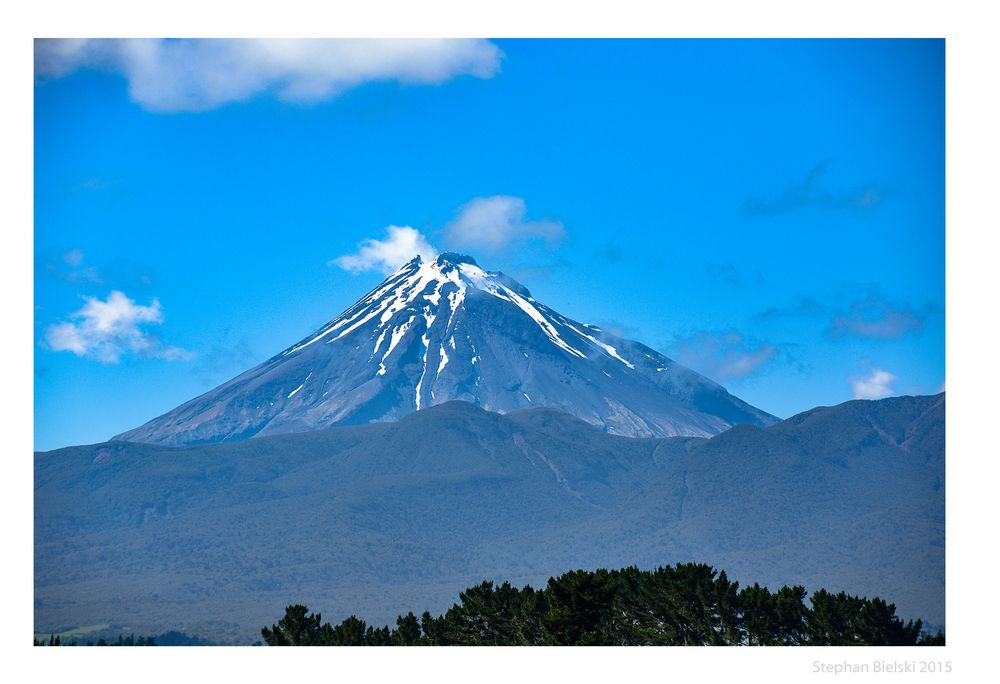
xmin=37 ymin=394 xmax=944 ymax=643
xmin=490 ymin=393 xmax=945 ymax=634
xmin=113 ymin=253 xmax=776 ymax=445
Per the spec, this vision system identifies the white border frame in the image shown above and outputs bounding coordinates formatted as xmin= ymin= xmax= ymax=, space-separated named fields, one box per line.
xmin=7 ymin=2 xmax=998 ymax=682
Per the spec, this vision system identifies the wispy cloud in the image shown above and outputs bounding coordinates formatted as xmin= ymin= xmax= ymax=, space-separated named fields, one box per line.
xmin=39 ymin=248 xmax=103 ymax=285
xmin=331 ymin=226 xmax=437 ymax=275
xmin=755 ymin=288 xmax=938 ymax=340
xmin=828 ymin=293 xmax=932 ymax=339
xmin=35 ymin=39 xmax=503 ymax=113
xmin=742 ymin=161 xmax=888 ymax=217
xmin=77 ymin=177 xmax=122 ymax=192
xmin=193 ymin=330 xmax=259 ymax=386
xmin=850 ymin=367 xmax=897 ymax=400
xmin=62 ymin=248 xmax=84 ymax=266
xmin=443 ymin=195 xmax=565 ymax=252
xmin=509 ymin=257 xmax=574 ymax=285
xmin=44 ymin=290 xmax=192 ymax=364
xmin=671 ymin=330 xmax=779 ymax=382
xmin=754 ymin=297 xmax=827 ymax=322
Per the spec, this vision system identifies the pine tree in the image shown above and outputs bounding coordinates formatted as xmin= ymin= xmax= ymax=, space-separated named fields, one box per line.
xmin=917 ymin=631 xmax=945 ymax=646
xmin=420 ymin=610 xmax=447 ymax=645
xmin=394 ymin=612 xmax=424 ymax=645
xmin=740 ymin=583 xmax=777 ymax=645
xmin=772 ymin=585 xmax=808 ymax=645
xmin=364 ymin=625 xmax=393 ymax=646
xmin=543 ymin=569 xmax=615 ymax=645
xmin=261 ymin=605 xmax=330 ymax=645
xmin=329 ymin=616 xmax=367 ymax=645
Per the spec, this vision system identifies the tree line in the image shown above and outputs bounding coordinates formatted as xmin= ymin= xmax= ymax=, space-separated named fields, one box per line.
xmin=262 ymin=563 xmax=945 ymax=646
xmin=34 ymin=633 xmax=156 ymax=646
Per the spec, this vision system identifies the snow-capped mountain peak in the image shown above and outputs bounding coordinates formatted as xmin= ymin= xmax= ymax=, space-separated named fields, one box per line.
xmin=114 ymin=253 xmax=777 ymax=445
xmin=284 ymin=253 xmax=595 ymax=365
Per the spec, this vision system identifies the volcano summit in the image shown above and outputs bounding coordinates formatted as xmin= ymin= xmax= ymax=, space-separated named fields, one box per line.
xmin=115 ymin=253 xmax=776 ymax=445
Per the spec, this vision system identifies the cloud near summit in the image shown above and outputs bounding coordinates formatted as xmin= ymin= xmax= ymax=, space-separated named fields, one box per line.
xmin=443 ymin=195 xmax=565 ymax=251
xmin=332 ymin=196 xmax=564 ymax=274
xmin=34 ymin=39 xmax=503 ymax=112
xmin=331 ymin=226 xmax=438 ymax=275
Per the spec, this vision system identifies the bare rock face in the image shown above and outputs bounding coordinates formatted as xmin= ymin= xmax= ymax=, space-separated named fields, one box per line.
xmin=114 ymin=253 xmax=776 ymax=446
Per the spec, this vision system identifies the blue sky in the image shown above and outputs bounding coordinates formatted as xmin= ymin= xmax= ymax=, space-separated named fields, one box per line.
xmin=34 ymin=38 xmax=945 ymax=450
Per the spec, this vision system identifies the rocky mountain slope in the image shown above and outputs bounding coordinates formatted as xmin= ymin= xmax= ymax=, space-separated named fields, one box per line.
xmin=114 ymin=253 xmax=776 ymax=445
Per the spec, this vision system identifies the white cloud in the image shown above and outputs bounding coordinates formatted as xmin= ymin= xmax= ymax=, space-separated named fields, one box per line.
xmin=35 ymin=38 xmax=502 ymax=112
xmin=443 ymin=195 xmax=565 ymax=251
xmin=331 ymin=226 xmax=438 ymax=275
xmin=850 ymin=368 xmax=897 ymax=400
xmin=331 ymin=195 xmax=563 ymax=275
xmin=673 ymin=331 xmax=778 ymax=382
xmin=44 ymin=290 xmax=192 ymax=363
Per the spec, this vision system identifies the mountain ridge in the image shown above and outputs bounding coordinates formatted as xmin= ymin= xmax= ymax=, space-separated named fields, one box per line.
xmin=38 ymin=393 xmax=944 ymax=642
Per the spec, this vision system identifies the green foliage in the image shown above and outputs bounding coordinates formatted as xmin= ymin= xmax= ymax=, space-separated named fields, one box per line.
xmin=34 ymin=633 xmax=156 ymax=646
xmin=394 ymin=612 xmax=424 ymax=645
xmin=260 ymin=605 xmax=332 ymax=646
xmin=331 ymin=616 xmax=367 ymax=646
xmin=260 ymin=562 xmax=938 ymax=646
xmin=544 ymin=569 xmax=615 ymax=645
xmin=635 ymin=564 xmax=742 ymax=645
xmin=805 ymin=590 xmax=923 ymax=646
xmin=426 ymin=581 xmax=549 ymax=646
xmin=917 ymin=631 xmax=946 ymax=646
xmin=740 ymin=583 xmax=808 ymax=645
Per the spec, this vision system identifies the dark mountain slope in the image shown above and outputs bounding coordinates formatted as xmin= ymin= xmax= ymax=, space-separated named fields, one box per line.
xmin=36 ymin=394 xmax=943 ymax=643
xmin=486 ymin=394 xmax=945 ymax=628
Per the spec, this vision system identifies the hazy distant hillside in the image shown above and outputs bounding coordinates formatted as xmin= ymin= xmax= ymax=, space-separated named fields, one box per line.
xmin=486 ymin=394 xmax=945 ymax=630
xmin=36 ymin=394 xmax=943 ymax=643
